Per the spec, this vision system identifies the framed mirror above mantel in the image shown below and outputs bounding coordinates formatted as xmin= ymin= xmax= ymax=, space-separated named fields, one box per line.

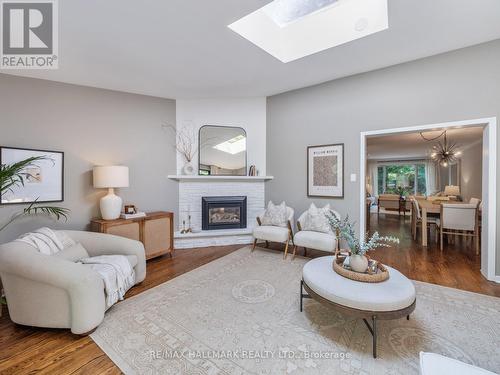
xmin=198 ymin=125 xmax=247 ymax=176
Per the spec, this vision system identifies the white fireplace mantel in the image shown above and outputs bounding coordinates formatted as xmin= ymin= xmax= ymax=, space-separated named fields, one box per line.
xmin=171 ymin=176 xmax=269 ymax=249
xmin=168 ymin=175 xmax=273 ymax=182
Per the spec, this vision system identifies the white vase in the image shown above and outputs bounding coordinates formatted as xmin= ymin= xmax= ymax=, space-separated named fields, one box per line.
xmin=350 ymin=254 xmax=369 ymax=273
xmin=182 ymin=162 xmax=195 ymax=175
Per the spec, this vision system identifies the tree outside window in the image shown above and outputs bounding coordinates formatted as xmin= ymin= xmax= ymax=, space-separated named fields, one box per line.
xmin=378 ymin=164 xmax=427 ymax=196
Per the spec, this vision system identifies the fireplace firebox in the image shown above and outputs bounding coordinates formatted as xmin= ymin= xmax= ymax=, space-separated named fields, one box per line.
xmin=202 ymin=196 xmax=247 ymax=230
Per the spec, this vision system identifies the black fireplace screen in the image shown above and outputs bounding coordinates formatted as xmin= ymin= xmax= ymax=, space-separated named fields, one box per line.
xmin=202 ymin=196 xmax=247 ymax=230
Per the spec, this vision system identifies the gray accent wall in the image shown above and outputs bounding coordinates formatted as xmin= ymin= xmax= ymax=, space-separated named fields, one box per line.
xmin=266 ymin=39 xmax=500 ymax=275
xmin=0 ymin=74 xmax=177 ymax=244
xmin=460 ymin=140 xmax=483 ymax=203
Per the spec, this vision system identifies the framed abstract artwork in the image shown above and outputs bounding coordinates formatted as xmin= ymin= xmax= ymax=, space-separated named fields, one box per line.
xmin=307 ymin=143 xmax=344 ymax=198
xmin=0 ymin=146 xmax=64 ymax=205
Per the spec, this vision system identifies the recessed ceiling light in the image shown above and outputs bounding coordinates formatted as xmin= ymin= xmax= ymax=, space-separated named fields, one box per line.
xmin=213 ymin=135 xmax=246 ymax=155
xmin=228 ymin=0 xmax=389 ymax=63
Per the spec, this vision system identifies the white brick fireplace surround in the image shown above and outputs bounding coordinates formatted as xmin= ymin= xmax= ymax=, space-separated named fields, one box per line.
xmin=168 ymin=176 xmax=273 ymax=249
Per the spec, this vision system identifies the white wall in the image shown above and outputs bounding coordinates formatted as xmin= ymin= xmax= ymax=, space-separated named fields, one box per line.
xmin=0 ymin=74 xmax=177 ymax=244
xmin=175 ymin=98 xmax=267 ymax=175
xmin=266 ymin=39 xmax=500 ymax=275
xmin=460 ymin=140 xmax=483 ymax=202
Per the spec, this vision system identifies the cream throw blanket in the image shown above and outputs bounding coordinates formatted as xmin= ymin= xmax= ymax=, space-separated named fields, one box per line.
xmin=16 ymin=228 xmax=135 ymax=308
xmin=15 ymin=227 xmax=75 ymax=254
xmin=80 ymin=255 xmax=135 ymax=308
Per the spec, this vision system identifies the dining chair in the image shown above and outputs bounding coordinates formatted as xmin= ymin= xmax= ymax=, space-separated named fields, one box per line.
xmin=439 ymin=203 xmax=479 ymax=254
xmin=411 ymin=198 xmax=440 ymax=243
xmin=469 ymin=197 xmax=481 ymax=207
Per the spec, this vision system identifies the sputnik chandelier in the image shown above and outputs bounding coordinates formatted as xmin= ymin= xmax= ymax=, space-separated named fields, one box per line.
xmin=420 ymin=130 xmax=462 ymax=167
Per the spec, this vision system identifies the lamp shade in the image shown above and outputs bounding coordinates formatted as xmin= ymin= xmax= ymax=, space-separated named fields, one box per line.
xmin=444 ymin=185 xmax=460 ymax=196
xmin=93 ymin=166 xmax=129 ymax=188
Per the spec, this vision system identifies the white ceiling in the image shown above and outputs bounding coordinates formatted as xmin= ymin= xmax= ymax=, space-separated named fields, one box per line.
xmin=5 ymin=0 xmax=500 ymax=99
xmin=367 ymin=127 xmax=484 ymax=160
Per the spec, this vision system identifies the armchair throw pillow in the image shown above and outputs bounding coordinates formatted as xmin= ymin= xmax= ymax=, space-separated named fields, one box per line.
xmin=261 ymin=201 xmax=288 ymax=227
xmin=302 ymin=203 xmax=333 ymax=234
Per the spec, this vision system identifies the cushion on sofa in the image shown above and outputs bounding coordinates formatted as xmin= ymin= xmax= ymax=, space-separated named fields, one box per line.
xmin=294 ymin=230 xmax=337 ymax=252
xmin=53 ymin=242 xmax=90 ymax=262
xmin=253 ymin=225 xmax=289 ymax=243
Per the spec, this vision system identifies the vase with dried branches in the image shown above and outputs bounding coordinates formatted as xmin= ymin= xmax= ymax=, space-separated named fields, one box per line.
xmin=165 ymin=124 xmax=197 ymax=175
xmin=326 ymin=213 xmax=399 ymax=273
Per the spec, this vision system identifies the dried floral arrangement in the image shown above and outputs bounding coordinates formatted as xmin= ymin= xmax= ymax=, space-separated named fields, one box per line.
xmin=326 ymin=213 xmax=399 ymax=256
xmin=164 ymin=124 xmax=197 ymax=163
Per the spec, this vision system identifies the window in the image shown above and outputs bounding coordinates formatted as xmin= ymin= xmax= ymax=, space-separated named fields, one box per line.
xmin=377 ymin=163 xmax=426 ymax=196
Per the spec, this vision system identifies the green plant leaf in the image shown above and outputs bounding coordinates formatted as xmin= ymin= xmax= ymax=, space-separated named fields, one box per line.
xmin=0 ymin=156 xmax=53 ymax=197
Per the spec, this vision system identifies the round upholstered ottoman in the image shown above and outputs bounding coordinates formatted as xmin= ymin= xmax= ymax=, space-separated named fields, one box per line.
xmin=301 ymin=256 xmax=416 ymax=358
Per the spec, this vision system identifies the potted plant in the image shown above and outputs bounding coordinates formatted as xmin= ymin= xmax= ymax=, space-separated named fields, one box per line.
xmin=0 ymin=156 xmax=69 ymax=314
xmin=1 ymin=156 xmax=69 ymax=232
xmin=326 ymin=213 xmax=399 ymax=273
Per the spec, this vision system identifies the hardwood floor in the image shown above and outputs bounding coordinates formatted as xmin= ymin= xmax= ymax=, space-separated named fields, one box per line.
xmin=368 ymin=212 xmax=500 ymax=297
xmin=0 ymin=219 xmax=499 ymax=374
xmin=0 ymin=245 xmax=241 ymax=375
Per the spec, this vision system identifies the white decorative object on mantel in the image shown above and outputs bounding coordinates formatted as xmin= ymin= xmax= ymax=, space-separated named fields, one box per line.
xmin=182 ymin=162 xmax=195 ymax=175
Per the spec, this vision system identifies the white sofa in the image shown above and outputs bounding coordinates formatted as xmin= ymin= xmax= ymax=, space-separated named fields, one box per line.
xmin=252 ymin=206 xmax=294 ymax=259
xmin=293 ymin=209 xmax=340 ymax=259
xmin=420 ymin=352 xmax=496 ymax=375
xmin=0 ymin=230 xmax=146 ymax=334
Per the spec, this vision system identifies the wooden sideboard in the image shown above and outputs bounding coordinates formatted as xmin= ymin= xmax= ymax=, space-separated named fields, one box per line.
xmin=91 ymin=211 xmax=174 ymax=260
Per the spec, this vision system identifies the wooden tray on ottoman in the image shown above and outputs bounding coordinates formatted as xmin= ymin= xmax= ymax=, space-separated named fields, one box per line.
xmin=333 ymin=256 xmax=389 ymax=283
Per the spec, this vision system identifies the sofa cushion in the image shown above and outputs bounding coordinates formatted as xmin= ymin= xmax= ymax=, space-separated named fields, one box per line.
xmin=53 ymin=242 xmax=89 ymax=262
xmin=253 ymin=225 xmax=289 ymax=243
xmin=420 ymin=352 xmax=496 ymax=375
xmin=260 ymin=201 xmax=287 ymax=227
xmin=294 ymin=230 xmax=336 ymax=252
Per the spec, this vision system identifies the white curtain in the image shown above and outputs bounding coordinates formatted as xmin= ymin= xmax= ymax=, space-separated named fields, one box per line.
xmin=367 ymin=161 xmax=378 ymax=197
xmin=425 ymin=160 xmax=438 ymax=196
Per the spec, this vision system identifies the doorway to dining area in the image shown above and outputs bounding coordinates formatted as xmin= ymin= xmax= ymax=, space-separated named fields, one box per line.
xmin=360 ymin=118 xmax=497 ymax=284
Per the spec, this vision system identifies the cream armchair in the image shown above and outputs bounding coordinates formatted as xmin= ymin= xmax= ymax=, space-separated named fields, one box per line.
xmin=252 ymin=206 xmax=294 ymax=259
xmin=293 ymin=209 xmax=340 ymax=259
xmin=0 ymin=230 xmax=146 ymax=335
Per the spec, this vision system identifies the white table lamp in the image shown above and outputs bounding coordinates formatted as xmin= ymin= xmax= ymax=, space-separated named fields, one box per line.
xmin=93 ymin=166 xmax=129 ymax=220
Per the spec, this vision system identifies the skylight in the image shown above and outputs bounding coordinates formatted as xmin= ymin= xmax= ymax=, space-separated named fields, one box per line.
xmin=213 ymin=135 xmax=246 ymax=155
xmin=263 ymin=0 xmax=339 ymax=27
xmin=228 ymin=0 xmax=389 ymax=63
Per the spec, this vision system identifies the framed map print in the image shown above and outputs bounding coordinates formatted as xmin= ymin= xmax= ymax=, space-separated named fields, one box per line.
xmin=1 ymin=147 xmax=64 ymax=205
xmin=307 ymin=143 xmax=344 ymax=198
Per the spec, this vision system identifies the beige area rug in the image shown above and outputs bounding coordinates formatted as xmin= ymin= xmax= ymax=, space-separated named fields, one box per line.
xmin=91 ymin=247 xmax=500 ymax=374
